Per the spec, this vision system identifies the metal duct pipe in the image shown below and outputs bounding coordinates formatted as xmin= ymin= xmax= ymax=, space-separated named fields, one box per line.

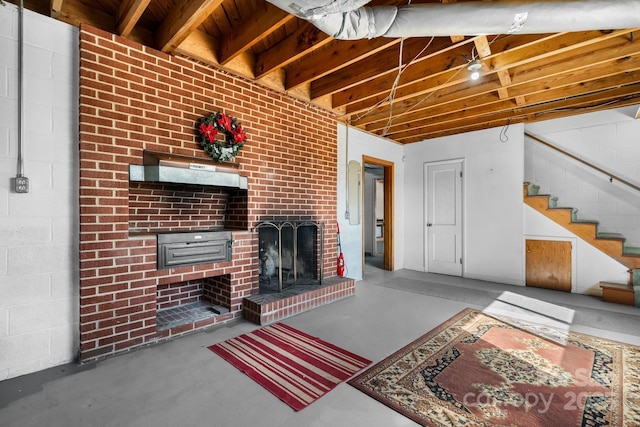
xmin=268 ymin=0 xmax=640 ymax=40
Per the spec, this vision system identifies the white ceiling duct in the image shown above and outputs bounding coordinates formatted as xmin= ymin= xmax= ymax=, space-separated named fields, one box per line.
xmin=267 ymin=0 xmax=640 ymax=40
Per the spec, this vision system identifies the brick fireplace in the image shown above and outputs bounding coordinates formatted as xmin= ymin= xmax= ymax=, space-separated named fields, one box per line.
xmin=78 ymin=25 xmax=353 ymax=362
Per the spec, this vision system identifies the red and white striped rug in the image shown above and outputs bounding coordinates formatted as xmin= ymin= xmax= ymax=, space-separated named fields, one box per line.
xmin=208 ymin=322 xmax=371 ymax=411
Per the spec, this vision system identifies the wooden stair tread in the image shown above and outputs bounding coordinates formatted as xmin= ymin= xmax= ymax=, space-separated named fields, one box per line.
xmin=600 ymin=281 xmax=635 ymax=306
xmin=524 ymin=183 xmax=640 ymax=268
xmin=599 ymin=281 xmax=633 ymax=291
xmin=524 ymin=183 xmax=637 ymax=306
xmin=597 ymin=232 xmax=625 ymax=240
xmin=624 ymin=246 xmax=640 ymax=256
xmin=572 ymin=219 xmax=598 ymax=225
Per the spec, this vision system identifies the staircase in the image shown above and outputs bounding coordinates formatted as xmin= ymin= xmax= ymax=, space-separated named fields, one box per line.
xmin=524 ymin=183 xmax=640 ymax=306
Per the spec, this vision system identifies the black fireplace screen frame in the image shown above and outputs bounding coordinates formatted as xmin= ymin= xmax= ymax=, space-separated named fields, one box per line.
xmin=256 ymin=220 xmax=324 ymax=292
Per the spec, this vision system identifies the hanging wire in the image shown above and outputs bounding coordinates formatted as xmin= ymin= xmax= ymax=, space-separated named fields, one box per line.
xmin=399 ymin=65 xmax=465 ymax=117
xmin=350 ymin=0 xmax=434 ymax=131
xmin=383 ymin=36 xmax=406 ymax=133
xmin=348 ymin=35 xmax=435 ymax=125
xmin=351 ymin=34 xmax=507 ymax=137
xmin=381 ymin=36 xmax=435 ymax=135
xmin=385 ymin=34 xmax=508 ymax=136
xmin=500 ymin=118 xmax=511 ymax=142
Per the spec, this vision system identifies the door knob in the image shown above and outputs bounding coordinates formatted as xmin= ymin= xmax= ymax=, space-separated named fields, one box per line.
xmin=427 ymin=223 xmax=432 ymax=227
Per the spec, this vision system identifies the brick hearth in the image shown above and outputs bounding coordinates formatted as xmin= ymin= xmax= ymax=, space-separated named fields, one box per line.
xmin=243 ymin=277 xmax=355 ymax=325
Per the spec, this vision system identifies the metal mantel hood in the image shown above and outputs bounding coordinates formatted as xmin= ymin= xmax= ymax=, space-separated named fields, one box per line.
xmin=129 ymin=151 xmax=248 ymax=189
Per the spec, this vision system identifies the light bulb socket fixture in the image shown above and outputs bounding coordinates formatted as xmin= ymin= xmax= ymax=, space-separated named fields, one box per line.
xmin=467 ymin=59 xmax=482 ymax=81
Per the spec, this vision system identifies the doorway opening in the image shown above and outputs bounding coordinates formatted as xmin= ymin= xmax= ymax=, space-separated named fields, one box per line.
xmin=363 ymin=156 xmax=394 ymax=274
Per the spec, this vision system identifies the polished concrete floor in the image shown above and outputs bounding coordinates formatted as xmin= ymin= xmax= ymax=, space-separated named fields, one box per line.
xmin=1 ymin=262 xmax=639 ymax=427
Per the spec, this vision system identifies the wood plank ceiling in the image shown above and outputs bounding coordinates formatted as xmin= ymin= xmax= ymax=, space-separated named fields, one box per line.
xmin=12 ymin=0 xmax=640 ymax=143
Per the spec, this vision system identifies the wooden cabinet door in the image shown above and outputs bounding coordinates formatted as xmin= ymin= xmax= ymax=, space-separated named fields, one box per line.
xmin=525 ymin=239 xmax=571 ymax=292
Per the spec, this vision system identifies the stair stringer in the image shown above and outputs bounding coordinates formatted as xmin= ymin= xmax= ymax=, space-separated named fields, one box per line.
xmin=524 ymin=204 xmax=629 ymax=296
xmin=524 ymin=184 xmax=640 ymax=272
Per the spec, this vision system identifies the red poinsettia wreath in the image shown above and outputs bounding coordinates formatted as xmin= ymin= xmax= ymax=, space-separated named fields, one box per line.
xmin=197 ymin=111 xmax=247 ymax=162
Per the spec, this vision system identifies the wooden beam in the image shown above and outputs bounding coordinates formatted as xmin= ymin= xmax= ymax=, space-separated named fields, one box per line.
xmin=51 ymin=0 xmax=64 ymax=18
xmin=175 ymin=29 xmax=220 ymax=64
xmin=356 ymin=47 xmax=640 ymax=133
xmin=489 ymin=29 xmax=636 ymax=72
xmin=175 ymin=29 xmax=257 ymax=81
xmin=497 ymin=70 xmax=512 ymax=86
xmin=333 ymin=34 xmax=549 ymax=110
xmin=282 ymin=0 xmax=410 ymax=90
xmin=311 ymin=36 xmax=464 ymax=99
xmin=254 ymin=24 xmax=331 ymax=79
xmin=375 ymin=73 xmax=640 ymax=142
xmin=285 ymin=37 xmax=399 ymax=90
xmin=343 ymin=30 xmax=636 ymax=117
xmin=365 ymin=53 xmax=640 ymax=136
xmin=473 ymin=36 xmax=492 ymax=59
xmin=217 ymin=3 xmax=293 ymax=65
xmin=48 ymin=0 xmax=120 ymax=35
xmin=366 ymin=94 xmax=516 ymax=135
xmin=496 ymin=69 xmax=512 ymax=99
xmin=401 ymin=90 xmax=640 ymax=143
xmin=474 ymin=35 xmax=516 ymax=101
xmin=116 ymin=0 xmax=150 ymax=37
xmin=156 ymin=0 xmax=224 ymax=53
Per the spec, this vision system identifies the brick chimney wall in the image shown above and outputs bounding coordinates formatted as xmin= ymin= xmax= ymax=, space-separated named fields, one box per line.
xmin=78 ymin=25 xmax=338 ymax=361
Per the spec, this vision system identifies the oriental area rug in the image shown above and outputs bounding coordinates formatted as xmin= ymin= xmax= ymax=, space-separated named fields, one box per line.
xmin=209 ymin=322 xmax=371 ymax=411
xmin=349 ymin=308 xmax=640 ymax=426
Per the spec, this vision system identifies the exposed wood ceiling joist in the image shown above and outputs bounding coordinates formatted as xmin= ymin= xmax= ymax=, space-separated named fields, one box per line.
xmin=11 ymin=0 xmax=640 ymax=143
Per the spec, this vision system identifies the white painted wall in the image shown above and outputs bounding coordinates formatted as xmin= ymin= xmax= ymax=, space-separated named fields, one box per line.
xmin=0 ymin=4 xmax=79 ymax=380
xmin=403 ymin=125 xmax=526 ymax=286
xmin=336 ymin=124 xmax=404 ymax=281
xmin=337 ymin=115 xmax=634 ymax=294
xmin=525 ymin=107 xmax=640 ymax=247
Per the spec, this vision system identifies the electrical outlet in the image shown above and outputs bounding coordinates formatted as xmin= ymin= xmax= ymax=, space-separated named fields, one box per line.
xmin=14 ymin=176 xmax=29 ymax=193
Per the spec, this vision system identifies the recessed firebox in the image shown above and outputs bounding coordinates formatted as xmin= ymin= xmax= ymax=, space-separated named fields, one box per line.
xmin=256 ymin=220 xmax=324 ymax=293
xmin=156 ymin=277 xmax=231 ymax=331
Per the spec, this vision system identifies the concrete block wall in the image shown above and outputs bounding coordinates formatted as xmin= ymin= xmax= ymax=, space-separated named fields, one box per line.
xmin=525 ymin=107 xmax=640 ymax=247
xmin=0 ymin=4 xmax=79 ymax=380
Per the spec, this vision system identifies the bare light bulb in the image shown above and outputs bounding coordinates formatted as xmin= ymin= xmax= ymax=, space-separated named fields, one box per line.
xmin=468 ymin=59 xmax=482 ymax=81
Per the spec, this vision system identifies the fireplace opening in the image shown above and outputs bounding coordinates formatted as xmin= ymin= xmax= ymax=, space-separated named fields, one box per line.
xmin=256 ymin=221 xmax=324 ymax=293
xmin=156 ymin=275 xmax=231 ymax=331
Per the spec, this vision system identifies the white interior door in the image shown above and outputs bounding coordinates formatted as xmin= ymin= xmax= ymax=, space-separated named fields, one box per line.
xmin=425 ymin=161 xmax=463 ymax=276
